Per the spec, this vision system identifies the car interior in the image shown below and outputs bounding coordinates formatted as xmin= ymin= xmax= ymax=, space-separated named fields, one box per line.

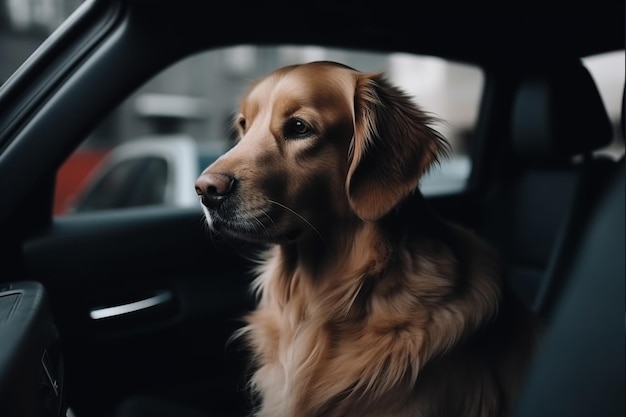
xmin=0 ymin=1 xmax=623 ymax=417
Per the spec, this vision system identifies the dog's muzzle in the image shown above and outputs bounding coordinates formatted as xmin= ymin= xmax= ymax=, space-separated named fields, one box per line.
xmin=195 ymin=173 xmax=236 ymax=209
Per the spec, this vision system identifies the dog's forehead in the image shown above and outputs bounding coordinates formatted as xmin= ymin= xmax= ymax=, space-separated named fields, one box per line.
xmin=244 ymin=63 xmax=357 ymax=110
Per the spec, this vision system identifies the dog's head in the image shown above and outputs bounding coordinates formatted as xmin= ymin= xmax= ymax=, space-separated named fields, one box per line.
xmin=195 ymin=61 xmax=448 ymax=243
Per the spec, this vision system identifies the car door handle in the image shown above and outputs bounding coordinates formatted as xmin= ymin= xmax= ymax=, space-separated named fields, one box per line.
xmin=89 ymin=290 xmax=173 ymax=320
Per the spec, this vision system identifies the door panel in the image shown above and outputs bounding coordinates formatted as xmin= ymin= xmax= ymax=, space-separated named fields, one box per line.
xmin=22 ymin=206 xmax=259 ymax=417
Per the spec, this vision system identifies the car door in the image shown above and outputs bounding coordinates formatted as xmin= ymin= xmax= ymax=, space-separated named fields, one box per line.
xmin=0 ymin=3 xmax=258 ymax=417
xmin=24 ymin=207 xmax=257 ymax=417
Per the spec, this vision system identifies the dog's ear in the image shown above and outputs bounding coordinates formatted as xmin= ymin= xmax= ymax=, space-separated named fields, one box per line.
xmin=346 ymin=73 xmax=450 ymax=221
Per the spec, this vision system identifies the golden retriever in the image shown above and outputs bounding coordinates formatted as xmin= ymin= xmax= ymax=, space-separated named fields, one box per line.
xmin=195 ymin=61 xmax=536 ymax=417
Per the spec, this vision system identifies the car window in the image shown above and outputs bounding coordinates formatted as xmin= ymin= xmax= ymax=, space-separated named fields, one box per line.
xmin=71 ymin=156 xmax=169 ymax=212
xmin=71 ymin=158 xmax=147 ymax=212
xmin=125 ymin=156 xmax=169 ymax=208
xmin=55 ymin=45 xmax=485 ymax=216
xmin=582 ymin=50 xmax=625 ymax=159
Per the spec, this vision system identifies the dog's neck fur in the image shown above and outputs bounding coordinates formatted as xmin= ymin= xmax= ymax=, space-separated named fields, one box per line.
xmin=276 ymin=190 xmax=437 ymax=282
xmin=247 ymin=191 xmax=507 ymax=416
xmin=256 ymin=190 xmax=500 ymax=341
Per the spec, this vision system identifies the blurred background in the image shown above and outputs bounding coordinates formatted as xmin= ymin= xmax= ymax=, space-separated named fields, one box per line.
xmin=2 ymin=0 xmax=623 ymax=215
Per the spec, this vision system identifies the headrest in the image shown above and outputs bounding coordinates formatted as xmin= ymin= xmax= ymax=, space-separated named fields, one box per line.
xmin=511 ymin=61 xmax=613 ymax=161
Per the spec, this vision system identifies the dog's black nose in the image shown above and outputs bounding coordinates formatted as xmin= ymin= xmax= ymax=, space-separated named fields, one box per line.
xmin=195 ymin=173 xmax=236 ymax=208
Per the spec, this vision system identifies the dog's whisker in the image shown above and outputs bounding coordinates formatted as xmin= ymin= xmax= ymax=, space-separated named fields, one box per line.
xmin=261 ymin=211 xmax=277 ymax=229
xmin=251 ymin=216 xmax=271 ymax=238
xmin=267 ymin=199 xmax=327 ymax=245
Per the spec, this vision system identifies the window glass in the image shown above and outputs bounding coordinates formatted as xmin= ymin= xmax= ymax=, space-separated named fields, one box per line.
xmin=71 ymin=158 xmax=146 ymax=212
xmin=582 ymin=50 xmax=625 ymax=160
xmin=129 ymin=157 xmax=169 ymax=207
xmin=69 ymin=156 xmax=169 ymax=212
xmin=55 ymin=45 xmax=485 ymax=215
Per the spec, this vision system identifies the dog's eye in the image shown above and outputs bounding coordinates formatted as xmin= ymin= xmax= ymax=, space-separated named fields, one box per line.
xmin=283 ymin=118 xmax=312 ymax=139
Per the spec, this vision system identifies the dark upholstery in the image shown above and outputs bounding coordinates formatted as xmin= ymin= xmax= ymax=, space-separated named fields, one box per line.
xmin=483 ymin=61 xmax=615 ymax=312
xmin=511 ymin=62 xmax=613 ymax=161
xmin=114 ymin=396 xmax=218 ymax=417
xmin=513 ymin=159 xmax=625 ymax=417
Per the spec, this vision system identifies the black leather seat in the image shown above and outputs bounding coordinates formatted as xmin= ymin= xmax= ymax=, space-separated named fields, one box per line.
xmin=513 ymin=153 xmax=624 ymax=417
xmin=512 ymin=83 xmax=625 ymax=416
xmin=482 ymin=61 xmax=615 ymax=314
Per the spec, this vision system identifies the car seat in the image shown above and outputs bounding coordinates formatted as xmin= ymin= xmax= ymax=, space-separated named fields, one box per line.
xmin=481 ymin=60 xmax=615 ymax=314
xmin=512 ymin=147 xmax=624 ymax=416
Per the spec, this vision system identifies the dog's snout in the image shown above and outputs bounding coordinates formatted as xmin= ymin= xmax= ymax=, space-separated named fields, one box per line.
xmin=195 ymin=173 xmax=236 ymax=207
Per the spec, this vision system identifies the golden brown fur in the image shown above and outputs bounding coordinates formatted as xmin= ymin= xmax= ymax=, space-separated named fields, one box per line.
xmin=195 ymin=61 xmax=536 ymax=417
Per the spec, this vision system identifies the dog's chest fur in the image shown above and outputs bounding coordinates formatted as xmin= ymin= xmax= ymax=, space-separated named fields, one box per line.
xmin=244 ymin=237 xmax=406 ymax=417
xmin=239 ymin=226 xmax=509 ymax=417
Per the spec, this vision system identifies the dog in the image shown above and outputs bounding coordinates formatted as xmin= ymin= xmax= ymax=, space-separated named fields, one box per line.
xmin=195 ymin=61 xmax=537 ymax=417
